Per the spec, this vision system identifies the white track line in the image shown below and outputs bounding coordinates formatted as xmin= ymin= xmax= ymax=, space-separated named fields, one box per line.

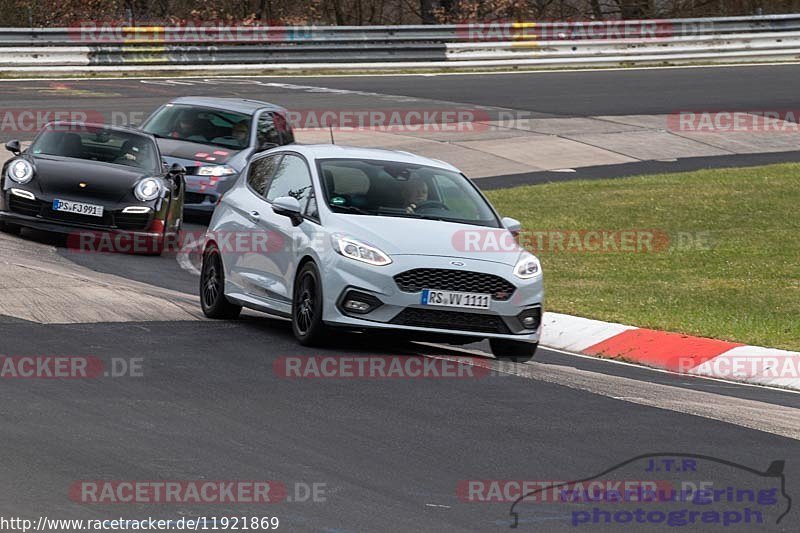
xmin=1 ymin=61 xmax=799 ymax=82
xmin=416 ymin=341 xmax=800 ymax=395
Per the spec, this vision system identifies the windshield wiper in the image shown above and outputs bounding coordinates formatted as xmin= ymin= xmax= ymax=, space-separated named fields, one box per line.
xmin=330 ymin=204 xmax=374 ymax=215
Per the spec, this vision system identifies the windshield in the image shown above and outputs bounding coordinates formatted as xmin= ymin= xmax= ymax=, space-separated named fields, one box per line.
xmin=318 ymin=158 xmax=500 ymax=227
xmin=30 ymin=125 xmax=159 ymax=172
xmin=142 ymin=104 xmax=252 ymax=149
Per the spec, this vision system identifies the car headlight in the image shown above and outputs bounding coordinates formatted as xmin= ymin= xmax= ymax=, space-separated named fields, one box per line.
xmin=332 ymin=234 xmax=392 ymax=266
xmin=197 ymin=165 xmax=236 ymax=177
xmin=514 ymin=252 xmax=542 ymax=279
xmin=6 ymin=159 xmax=34 ymax=184
xmin=134 ymin=178 xmax=163 ymax=202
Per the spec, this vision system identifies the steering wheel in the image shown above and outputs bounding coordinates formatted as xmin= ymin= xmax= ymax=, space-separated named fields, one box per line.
xmin=413 ymin=201 xmax=449 ymax=211
xmin=113 ymin=155 xmax=139 ymax=167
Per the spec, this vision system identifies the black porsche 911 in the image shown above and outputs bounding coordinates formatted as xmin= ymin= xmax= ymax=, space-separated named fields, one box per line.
xmin=0 ymin=122 xmax=185 ymax=255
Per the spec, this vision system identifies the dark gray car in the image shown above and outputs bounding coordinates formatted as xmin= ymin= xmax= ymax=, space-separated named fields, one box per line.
xmin=140 ymin=97 xmax=294 ymax=216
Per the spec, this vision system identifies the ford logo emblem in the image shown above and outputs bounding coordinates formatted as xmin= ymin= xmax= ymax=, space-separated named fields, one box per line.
xmin=450 ymin=261 xmax=465 ymax=267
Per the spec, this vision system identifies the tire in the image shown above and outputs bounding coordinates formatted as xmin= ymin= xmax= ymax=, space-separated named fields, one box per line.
xmin=0 ymin=222 xmax=21 ymax=235
xmin=490 ymin=339 xmax=538 ymax=363
xmin=200 ymin=243 xmax=242 ymax=319
xmin=292 ymin=262 xmax=327 ymax=346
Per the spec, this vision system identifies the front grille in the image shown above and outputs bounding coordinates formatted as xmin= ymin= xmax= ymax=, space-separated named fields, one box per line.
xmin=390 ymin=308 xmax=510 ymax=334
xmin=114 ymin=213 xmax=151 ymax=231
xmin=8 ymin=195 xmax=41 ymax=217
xmin=394 ymin=268 xmax=516 ymax=301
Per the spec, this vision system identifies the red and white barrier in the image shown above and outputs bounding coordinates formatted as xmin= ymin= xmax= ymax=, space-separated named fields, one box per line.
xmin=542 ymin=312 xmax=800 ymax=390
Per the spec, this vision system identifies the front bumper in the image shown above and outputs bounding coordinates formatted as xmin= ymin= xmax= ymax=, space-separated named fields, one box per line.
xmin=320 ymin=254 xmax=543 ymax=343
xmin=0 ymin=210 xmax=163 ymax=238
xmin=184 ymin=173 xmax=238 ymax=214
xmin=1 ymin=188 xmax=163 ymax=241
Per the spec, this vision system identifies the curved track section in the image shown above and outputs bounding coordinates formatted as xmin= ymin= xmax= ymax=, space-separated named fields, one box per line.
xmin=1 ymin=66 xmax=799 ymax=531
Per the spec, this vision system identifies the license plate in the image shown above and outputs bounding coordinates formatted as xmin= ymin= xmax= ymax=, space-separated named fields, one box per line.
xmin=421 ymin=289 xmax=491 ymax=310
xmin=52 ymin=199 xmax=104 ymax=218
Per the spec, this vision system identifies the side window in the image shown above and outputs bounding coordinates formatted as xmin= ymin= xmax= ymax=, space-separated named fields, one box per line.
xmin=257 ymin=112 xmax=292 ymax=148
xmin=247 ymin=155 xmax=280 ymax=197
xmin=265 ymin=154 xmax=314 ymax=213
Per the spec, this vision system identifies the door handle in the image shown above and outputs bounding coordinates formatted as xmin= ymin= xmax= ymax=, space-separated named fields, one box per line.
xmin=248 ymin=210 xmax=260 ymax=220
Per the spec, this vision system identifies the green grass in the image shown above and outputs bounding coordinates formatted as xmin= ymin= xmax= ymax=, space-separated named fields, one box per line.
xmin=485 ymin=163 xmax=800 ymax=351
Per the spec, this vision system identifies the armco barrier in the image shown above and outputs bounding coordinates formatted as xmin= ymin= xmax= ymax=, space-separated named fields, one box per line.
xmin=2 ymin=14 xmax=800 ymax=72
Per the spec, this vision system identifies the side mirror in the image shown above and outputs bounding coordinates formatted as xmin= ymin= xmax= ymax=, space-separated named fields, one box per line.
xmin=5 ymin=140 xmax=21 ymax=155
xmin=258 ymin=141 xmax=278 ymax=152
xmin=168 ymin=163 xmax=186 ymax=175
xmin=272 ymin=196 xmax=303 ymax=226
xmin=502 ymin=216 xmax=522 ymax=236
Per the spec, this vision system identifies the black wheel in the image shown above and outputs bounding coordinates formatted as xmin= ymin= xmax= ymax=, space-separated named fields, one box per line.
xmin=0 ymin=222 xmax=21 ymax=235
xmin=490 ymin=339 xmax=538 ymax=363
xmin=200 ymin=244 xmax=242 ymax=319
xmin=292 ymin=262 xmax=326 ymax=346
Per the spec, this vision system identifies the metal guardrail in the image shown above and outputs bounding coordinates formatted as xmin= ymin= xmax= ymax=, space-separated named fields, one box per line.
xmin=2 ymin=14 xmax=800 ymax=72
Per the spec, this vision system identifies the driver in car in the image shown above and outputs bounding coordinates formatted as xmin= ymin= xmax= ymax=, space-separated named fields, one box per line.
xmin=210 ymin=120 xmax=250 ymax=148
xmin=171 ymin=114 xmax=199 ymax=139
xmin=232 ymin=120 xmax=250 ymax=145
xmin=403 ymin=178 xmax=429 ymax=214
xmin=114 ymin=138 xmax=151 ymax=168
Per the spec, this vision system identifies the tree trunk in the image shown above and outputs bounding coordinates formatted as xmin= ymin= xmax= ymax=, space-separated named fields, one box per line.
xmin=589 ymin=0 xmax=604 ymax=18
xmin=420 ymin=0 xmax=435 ymax=24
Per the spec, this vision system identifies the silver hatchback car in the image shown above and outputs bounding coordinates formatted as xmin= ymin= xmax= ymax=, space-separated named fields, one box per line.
xmin=200 ymin=145 xmax=543 ymax=361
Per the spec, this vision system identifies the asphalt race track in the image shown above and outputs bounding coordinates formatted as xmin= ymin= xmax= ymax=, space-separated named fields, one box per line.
xmin=1 ymin=65 xmax=800 ymax=532
xmin=4 ymin=64 xmax=800 ymax=122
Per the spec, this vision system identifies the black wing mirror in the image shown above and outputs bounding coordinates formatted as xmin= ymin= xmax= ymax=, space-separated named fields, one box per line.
xmin=258 ymin=141 xmax=278 ymax=152
xmin=168 ymin=163 xmax=186 ymax=175
xmin=5 ymin=140 xmax=21 ymax=155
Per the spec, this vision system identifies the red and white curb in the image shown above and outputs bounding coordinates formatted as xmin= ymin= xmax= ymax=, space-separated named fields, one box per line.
xmin=541 ymin=312 xmax=800 ymax=391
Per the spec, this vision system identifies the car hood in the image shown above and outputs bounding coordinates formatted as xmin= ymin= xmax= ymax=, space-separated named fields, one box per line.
xmin=331 ymin=215 xmax=524 ymax=266
xmin=30 ymin=155 xmax=152 ymax=202
xmin=155 ymin=138 xmax=240 ymax=166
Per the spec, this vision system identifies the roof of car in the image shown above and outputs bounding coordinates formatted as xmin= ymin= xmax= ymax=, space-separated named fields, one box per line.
xmin=276 ymin=144 xmax=460 ymax=172
xmin=167 ymin=97 xmax=287 ymax=115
